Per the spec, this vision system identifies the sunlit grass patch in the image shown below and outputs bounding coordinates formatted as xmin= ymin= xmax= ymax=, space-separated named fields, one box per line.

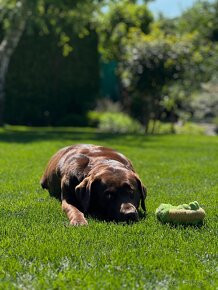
xmin=0 ymin=127 xmax=217 ymax=289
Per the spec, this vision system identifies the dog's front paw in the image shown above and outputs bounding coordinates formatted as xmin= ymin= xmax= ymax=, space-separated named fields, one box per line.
xmin=69 ymin=215 xmax=88 ymax=226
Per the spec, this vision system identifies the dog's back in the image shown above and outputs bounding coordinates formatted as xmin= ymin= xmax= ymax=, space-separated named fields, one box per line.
xmin=41 ymin=144 xmax=134 ymax=198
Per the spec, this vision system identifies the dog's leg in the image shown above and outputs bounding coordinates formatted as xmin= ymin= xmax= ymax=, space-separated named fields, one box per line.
xmin=62 ymin=200 xmax=88 ymax=226
xmin=61 ymin=175 xmax=88 ymax=226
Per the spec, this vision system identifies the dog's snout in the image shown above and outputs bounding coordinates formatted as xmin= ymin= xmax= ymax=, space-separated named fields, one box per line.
xmin=120 ymin=203 xmax=137 ymax=214
xmin=120 ymin=203 xmax=139 ymax=221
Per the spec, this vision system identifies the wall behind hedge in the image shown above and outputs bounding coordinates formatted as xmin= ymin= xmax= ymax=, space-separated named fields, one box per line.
xmin=5 ymin=29 xmax=99 ymax=126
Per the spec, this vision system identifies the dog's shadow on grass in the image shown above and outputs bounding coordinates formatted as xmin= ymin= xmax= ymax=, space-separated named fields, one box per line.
xmin=87 ymin=211 xmax=147 ymax=226
xmin=63 ymin=211 xmax=147 ymax=227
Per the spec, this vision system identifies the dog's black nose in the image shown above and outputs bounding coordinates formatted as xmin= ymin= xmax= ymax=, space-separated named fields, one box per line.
xmin=120 ymin=203 xmax=139 ymax=222
xmin=123 ymin=212 xmax=139 ymax=222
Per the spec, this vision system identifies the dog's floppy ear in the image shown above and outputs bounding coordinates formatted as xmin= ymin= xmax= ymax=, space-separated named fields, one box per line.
xmin=75 ymin=177 xmax=92 ymax=213
xmin=135 ymin=175 xmax=147 ymax=212
xmin=75 ymin=176 xmax=99 ymax=213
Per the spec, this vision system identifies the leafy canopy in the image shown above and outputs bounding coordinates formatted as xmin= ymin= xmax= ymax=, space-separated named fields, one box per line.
xmin=0 ymin=0 xmax=103 ymax=55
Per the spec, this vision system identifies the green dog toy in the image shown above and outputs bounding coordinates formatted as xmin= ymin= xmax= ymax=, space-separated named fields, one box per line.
xmin=155 ymin=201 xmax=205 ymax=225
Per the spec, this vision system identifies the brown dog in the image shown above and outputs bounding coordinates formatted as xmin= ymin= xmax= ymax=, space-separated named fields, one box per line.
xmin=41 ymin=144 xmax=146 ymax=225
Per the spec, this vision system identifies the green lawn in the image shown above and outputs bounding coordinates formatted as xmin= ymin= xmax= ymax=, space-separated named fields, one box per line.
xmin=0 ymin=127 xmax=217 ymax=290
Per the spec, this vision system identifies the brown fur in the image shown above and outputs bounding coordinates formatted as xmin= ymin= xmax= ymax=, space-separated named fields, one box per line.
xmin=41 ymin=144 xmax=146 ymax=225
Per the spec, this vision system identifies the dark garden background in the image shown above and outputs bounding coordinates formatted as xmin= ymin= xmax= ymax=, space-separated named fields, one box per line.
xmin=1 ymin=0 xmax=218 ymax=134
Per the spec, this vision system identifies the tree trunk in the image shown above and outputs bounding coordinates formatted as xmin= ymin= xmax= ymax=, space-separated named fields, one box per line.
xmin=0 ymin=4 xmax=27 ymax=126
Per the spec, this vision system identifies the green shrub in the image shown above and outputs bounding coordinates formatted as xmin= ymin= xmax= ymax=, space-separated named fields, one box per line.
xmin=88 ymin=108 xmax=207 ymax=135
xmin=213 ymin=116 xmax=218 ymax=134
xmin=175 ymin=122 xmax=205 ymax=135
xmin=213 ymin=116 xmax=218 ymax=126
xmin=87 ymin=111 xmax=104 ymax=127
xmin=147 ymin=120 xmax=173 ymax=134
xmin=88 ymin=111 xmax=143 ymax=133
xmin=5 ymin=30 xmax=99 ymax=126
xmin=148 ymin=121 xmax=206 ymax=135
xmin=190 ymin=78 xmax=218 ymax=122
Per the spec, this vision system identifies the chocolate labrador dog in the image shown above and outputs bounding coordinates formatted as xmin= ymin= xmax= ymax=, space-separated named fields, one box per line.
xmin=41 ymin=144 xmax=146 ymax=225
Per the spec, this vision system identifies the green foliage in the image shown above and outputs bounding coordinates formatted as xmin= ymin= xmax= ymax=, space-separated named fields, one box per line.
xmin=88 ymin=111 xmax=142 ymax=133
xmin=214 ymin=117 xmax=218 ymax=134
xmin=0 ymin=0 xmax=104 ymax=126
xmin=118 ymin=26 xmax=202 ymax=128
xmin=158 ymin=1 xmax=218 ymax=124
xmin=214 ymin=116 xmax=218 ymax=126
xmin=0 ymin=127 xmax=218 ymax=289
xmin=98 ymin=0 xmax=153 ymax=60
xmin=120 ymin=30 xmax=218 ymax=127
xmin=146 ymin=120 xmax=206 ymax=136
xmin=4 ymin=30 xmax=99 ymax=126
xmin=98 ymin=112 xmax=142 ymax=133
xmin=1 ymin=0 xmax=103 ymax=52
xmin=177 ymin=0 xmax=218 ymax=42
xmin=190 ymin=78 xmax=218 ymax=122
xmin=2 ymin=0 xmax=218 ymax=128
xmin=99 ymin=1 xmax=218 ymax=130
xmin=175 ymin=122 xmax=205 ymax=136
xmin=87 ymin=99 xmax=143 ymax=133
xmin=147 ymin=120 xmax=173 ymax=135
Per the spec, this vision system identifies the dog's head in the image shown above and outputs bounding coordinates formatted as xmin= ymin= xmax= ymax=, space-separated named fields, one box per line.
xmin=75 ymin=163 xmax=146 ymax=222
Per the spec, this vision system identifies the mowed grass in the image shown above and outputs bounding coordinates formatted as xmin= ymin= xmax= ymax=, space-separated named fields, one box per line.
xmin=0 ymin=126 xmax=217 ymax=290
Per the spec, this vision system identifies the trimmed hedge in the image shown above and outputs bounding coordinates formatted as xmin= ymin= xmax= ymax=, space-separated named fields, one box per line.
xmin=5 ymin=29 xmax=99 ymax=126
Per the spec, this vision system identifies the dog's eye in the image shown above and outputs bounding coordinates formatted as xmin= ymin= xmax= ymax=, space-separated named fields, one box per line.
xmin=129 ymin=192 xmax=134 ymax=199
xmin=105 ymin=191 xmax=114 ymax=199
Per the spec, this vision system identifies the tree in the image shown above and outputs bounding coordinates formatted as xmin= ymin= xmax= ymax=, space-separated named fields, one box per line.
xmin=98 ymin=1 xmax=154 ymax=130
xmin=99 ymin=1 xmax=218 ymax=132
xmin=98 ymin=0 xmax=153 ymax=60
xmin=0 ymin=0 xmax=102 ymax=125
xmin=119 ymin=28 xmax=198 ymax=130
xmin=177 ymin=0 xmax=218 ymax=42
xmin=190 ymin=77 xmax=218 ymax=121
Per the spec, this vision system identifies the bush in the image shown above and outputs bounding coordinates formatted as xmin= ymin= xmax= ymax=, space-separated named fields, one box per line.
xmin=175 ymin=122 xmax=205 ymax=135
xmin=213 ymin=116 xmax=218 ymax=133
xmin=147 ymin=120 xmax=173 ymax=134
xmin=145 ymin=120 xmax=207 ymax=135
xmin=87 ymin=111 xmax=104 ymax=127
xmin=5 ymin=30 xmax=99 ymax=126
xmin=190 ymin=78 xmax=218 ymax=122
xmin=88 ymin=111 xmax=143 ymax=133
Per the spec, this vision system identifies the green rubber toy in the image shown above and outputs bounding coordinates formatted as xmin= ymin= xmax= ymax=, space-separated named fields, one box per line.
xmin=155 ymin=201 xmax=205 ymax=225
